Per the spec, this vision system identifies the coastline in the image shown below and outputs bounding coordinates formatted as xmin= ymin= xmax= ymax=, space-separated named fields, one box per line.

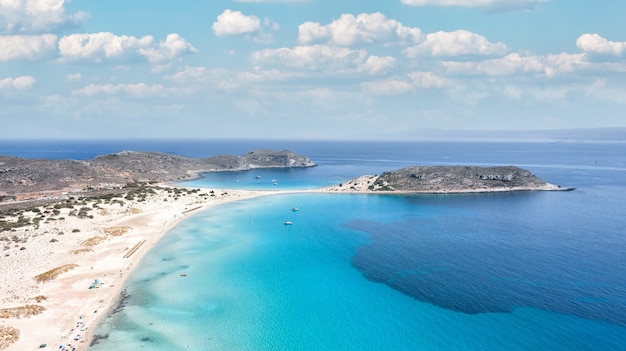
xmin=0 ymin=186 xmax=270 ymax=351
xmin=0 ymin=176 xmax=570 ymax=350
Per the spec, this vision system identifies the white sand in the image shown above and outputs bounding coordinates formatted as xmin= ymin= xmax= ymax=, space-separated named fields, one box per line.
xmin=0 ymin=186 xmax=269 ymax=351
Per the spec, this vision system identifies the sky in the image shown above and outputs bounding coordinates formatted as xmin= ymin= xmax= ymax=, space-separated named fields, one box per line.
xmin=1 ymin=0 xmax=625 ymax=140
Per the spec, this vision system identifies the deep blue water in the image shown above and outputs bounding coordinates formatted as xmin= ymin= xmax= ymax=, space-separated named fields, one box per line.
xmin=2 ymin=140 xmax=626 ymax=350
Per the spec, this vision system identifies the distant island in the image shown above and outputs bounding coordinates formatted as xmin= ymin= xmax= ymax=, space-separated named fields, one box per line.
xmin=0 ymin=149 xmax=315 ymax=202
xmin=324 ymin=166 xmax=572 ymax=193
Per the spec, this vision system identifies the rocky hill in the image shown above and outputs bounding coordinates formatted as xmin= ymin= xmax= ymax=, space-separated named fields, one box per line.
xmin=0 ymin=149 xmax=315 ymax=198
xmin=327 ymin=166 xmax=571 ymax=193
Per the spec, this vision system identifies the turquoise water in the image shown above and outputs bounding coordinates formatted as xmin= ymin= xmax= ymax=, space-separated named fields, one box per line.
xmin=5 ymin=140 xmax=622 ymax=350
xmin=90 ymin=191 xmax=626 ymax=350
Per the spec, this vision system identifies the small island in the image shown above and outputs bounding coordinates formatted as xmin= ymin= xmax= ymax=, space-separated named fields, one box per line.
xmin=324 ymin=165 xmax=573 ymax=193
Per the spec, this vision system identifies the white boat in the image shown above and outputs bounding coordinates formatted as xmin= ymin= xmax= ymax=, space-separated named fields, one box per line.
xmin=255 ymin=175 xmax=262 ymax=179
xmin=291 ymin=206 xmax=299 ymax=211
xmin=283 ymin=220 xmax=293 ymax=225
xmin=272 ymin=179 xmax=278 ymax=185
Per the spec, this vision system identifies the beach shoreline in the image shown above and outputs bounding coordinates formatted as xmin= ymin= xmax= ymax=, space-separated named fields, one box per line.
xmin=0 ymin=185 xmax=271 ymax=351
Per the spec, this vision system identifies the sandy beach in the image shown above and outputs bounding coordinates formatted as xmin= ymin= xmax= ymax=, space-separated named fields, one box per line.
xmin=0 ymin=185 xmax=269 ymax=351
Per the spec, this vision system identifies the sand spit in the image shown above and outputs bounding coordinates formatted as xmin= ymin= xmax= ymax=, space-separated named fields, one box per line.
xmin=0 ymin=184 xmax=268 ymax=351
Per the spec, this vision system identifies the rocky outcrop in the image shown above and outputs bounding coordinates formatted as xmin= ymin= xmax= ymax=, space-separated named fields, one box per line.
xmin=327 ymin=166 xmax=571 ymax=193
xmin=0 ymin=149 xmax=316 ymax=196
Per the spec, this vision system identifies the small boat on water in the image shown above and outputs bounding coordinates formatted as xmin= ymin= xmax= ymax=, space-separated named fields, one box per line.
xmin=272 ymin=179 xmax=278 ymax=185
xmin=283 ymin=220 xmax=293 ymax=225
xmin=255 ymin=175 xmax=262 ymax=179
xmin=292 ymin=206 xmax=299 ymax=211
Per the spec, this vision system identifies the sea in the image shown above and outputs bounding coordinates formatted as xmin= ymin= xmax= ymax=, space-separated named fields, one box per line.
xmin=2 ymin=139 xmax=625 ymax=350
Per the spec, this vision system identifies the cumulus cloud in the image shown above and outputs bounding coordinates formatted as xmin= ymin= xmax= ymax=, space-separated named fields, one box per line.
xmin=251 ymin=45 xmax=395 ymax=75
xmin=576 ymin=33 xmax=626 ymax=56
xmin=403 ymin=30 xmax=508 ymax=57
xmin=400 ymin=0 xmax=545 ymax=12
xmin=138 ymin=33 xmax=197 ymax=72
xmin=58 ymin=32 xmax=195 ymax=67
xmin=0 ymin=75 xmax=36 ymax=90
xmin=0 ymin=0 xmax=89 ymax=33
xmin=298 ymin=12 xmax=422 ymax=46
xmin=0 ymin=34 xmax=56 ymax=61
xmin=443 ymin=52 xmax=588 ymax=77
xmin=212 ymin=9 xmax=261 ymax=36
xmin=58 ymin=32 xmax=153 ymax=61
xmin=362 ymin=56 xmax=397 ymax=75
xmin=72 ymin=83 xmax=166 ymax=97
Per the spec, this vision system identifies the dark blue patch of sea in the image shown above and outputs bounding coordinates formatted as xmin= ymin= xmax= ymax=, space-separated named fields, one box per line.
xmin=3 ymin=140 xmax=626 ymax=350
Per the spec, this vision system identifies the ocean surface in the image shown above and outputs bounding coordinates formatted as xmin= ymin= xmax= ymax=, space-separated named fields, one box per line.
xmin=2 ymin=140 xmax=626 ymax=350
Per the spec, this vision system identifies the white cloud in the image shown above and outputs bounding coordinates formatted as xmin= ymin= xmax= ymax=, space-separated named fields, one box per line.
xmin=400 ymin=0 xmax=545 ymax=12
xmin=576 ymin=33 xmax=626 ymax=57
xmin=58 ymin=32 xmax=195 ymax=68
xmin=362 ymin=56 xmax=397 ymax=75
xmin=403 ymin=30 xmax=508 ymax=57
xmin=442 ymin=52 xmax=588 ymax=77
xmin=0 ymin=75 xmax=35 ymax=90
xmin=138 ymin=34 xmax=197 ymax=64
xmin=298 ymin=12 xmax=422 ymax=46
xmin=251 ymin=45 xmax=391 ymax=76
xmin=58 ymin=32 xmax=153 ymax=61
xmin=72 ymin=83 xmax=167 ymax=98
xmin=0 ymin=34 xmax=56 ymax=61
xmin=212 ymin=9 xmax=261 ymax=36
xmin=0 ymin=0 xmax=89 ymax=33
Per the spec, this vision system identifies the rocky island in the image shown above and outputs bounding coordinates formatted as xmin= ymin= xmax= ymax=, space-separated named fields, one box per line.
xmin=324 ymin=165 xmax=572 ymax=193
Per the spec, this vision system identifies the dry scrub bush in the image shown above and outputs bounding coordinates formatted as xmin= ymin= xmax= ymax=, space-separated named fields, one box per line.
xmin=34 ymin=263 xmax=78 ymax=282
xmin=0 ymin=305 xmax=46 ymax=319
xmin=101 ymin=226 xmax=130 ymax=236
xmin=71 ymin=248 xmax=93 ymax=255
xmin=0 ymin=326 xmax=20 ymax=349
xmin=81 ymin=235 xmax=106 ymax=247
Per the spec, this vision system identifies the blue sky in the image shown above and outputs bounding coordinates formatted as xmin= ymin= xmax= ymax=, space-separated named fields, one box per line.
xmin=1 ymin=0 xmax=625 ymax=140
